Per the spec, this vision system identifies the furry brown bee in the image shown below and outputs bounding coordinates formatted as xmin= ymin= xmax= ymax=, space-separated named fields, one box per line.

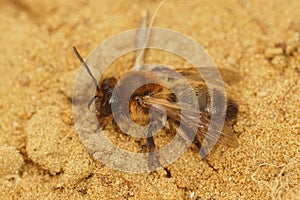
xmin=74 ymin=48 xmax=240 ymax=168
xmin=73 ymin=15 xmax=240 ymax=169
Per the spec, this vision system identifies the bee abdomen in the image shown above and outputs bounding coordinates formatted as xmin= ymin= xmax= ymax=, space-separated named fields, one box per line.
xmin=225 ymin=99 xmax=239 ymax=120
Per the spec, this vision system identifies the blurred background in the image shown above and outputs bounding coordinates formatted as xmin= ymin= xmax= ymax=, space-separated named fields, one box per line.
xmin=0 ymin=0 xmax=299 ymax=199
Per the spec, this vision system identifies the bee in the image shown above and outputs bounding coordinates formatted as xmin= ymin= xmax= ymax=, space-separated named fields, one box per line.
xmin=73 ymin=15 xmax=240 ymax=170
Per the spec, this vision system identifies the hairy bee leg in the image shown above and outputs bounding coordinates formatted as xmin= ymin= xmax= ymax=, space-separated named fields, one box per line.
xmin=192 ymin=137 xmax=202 ymax=150
xmin=112 ymin=118 xmax=122 ymax=133
xmin=193 ymin=136 xmax=218 ymax=172
xmin=147 ymin=124 xmax=170 ymax=175
xmin=98 ymin=118 xmax=109 ymax=129
xmin=225 ymin=99 xmax=239 ymax=121
xmin=147 ymin=122 xmax=157 ymax=170
xmin=203 ymin=158 xmax=218 ymax=172
xmin=147 ymin=121 xmax=166 ymax=171
xmin=178 ymin=124 xmax=218 ymax=172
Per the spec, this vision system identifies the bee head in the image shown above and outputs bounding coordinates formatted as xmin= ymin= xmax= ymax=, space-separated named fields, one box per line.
xmin=94 ymin=77 xmax=117 ymax=117
xmin=73 ymin=47 xmax=117 ymax=118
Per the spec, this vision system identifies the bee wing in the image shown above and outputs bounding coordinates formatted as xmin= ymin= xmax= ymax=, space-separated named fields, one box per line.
xmin=175 ymin=67 xmax=241 ymax=86
xmin=218 ymin=68 xmax=242 ymax=86
xmin=147 ymin=65 xmax=241 ymax=87
xmin=143 ymin=97 xmax=239 ymax=148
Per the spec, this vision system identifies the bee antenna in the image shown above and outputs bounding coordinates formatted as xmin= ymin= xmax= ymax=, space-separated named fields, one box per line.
xmin=73 ymin=46 xmax=99 ymax=91
xmin=134 ymin=0 xmax=168 ymax=69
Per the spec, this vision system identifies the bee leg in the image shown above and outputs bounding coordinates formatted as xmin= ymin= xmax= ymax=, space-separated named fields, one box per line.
xmin=147 ymin=122 xmax=163 ymax=171
xmin=112 ymin=118 xmax=122 ymax=133
xmin=192 ymin=136 xmax=218 ymax=172
xmin=147 ymin=123 xmax=157 ymax=169
xmin=202 ymin=157 xmax=218 ymax=172
xmin=98 ymin=118 xmax=109 ymax=129
xmin=192 ymin=137 xmax=202 ymax=150
xmin=226 ymin=99 xmax=239 ymax=121
xmin=165 ymin=118 xmax=175 ymax=134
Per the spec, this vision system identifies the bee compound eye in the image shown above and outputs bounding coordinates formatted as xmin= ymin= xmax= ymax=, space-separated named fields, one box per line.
xmin=101 ymin=85 xmax=111 ymax=93
xmin=134 ymin=96 xmax=142 ymax=105
xmin=101 ymin=77 xmax=117 ymax=94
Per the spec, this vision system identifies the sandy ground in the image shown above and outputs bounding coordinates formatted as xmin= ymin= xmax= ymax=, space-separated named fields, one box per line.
xmin=0 ymin=0 xmax=300 ymax=199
